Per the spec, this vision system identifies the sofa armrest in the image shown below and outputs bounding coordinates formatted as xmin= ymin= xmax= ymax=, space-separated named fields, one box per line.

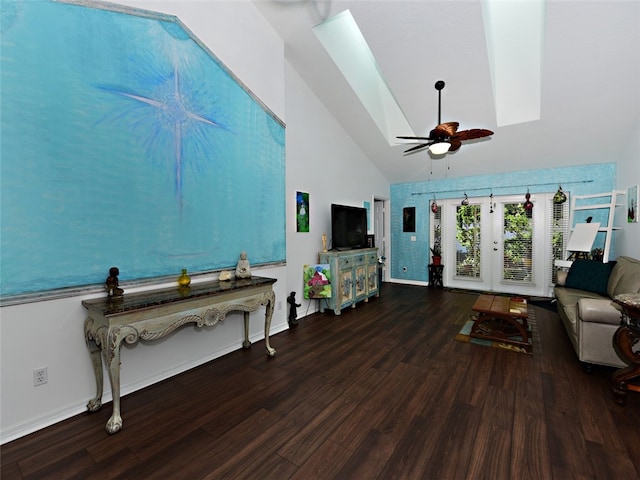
xmin=578 ymin=298 xmax=623 ymax=325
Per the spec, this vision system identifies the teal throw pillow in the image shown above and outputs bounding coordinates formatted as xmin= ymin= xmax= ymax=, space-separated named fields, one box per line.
xmin=564 ymin=259 xmax=616 ymax=295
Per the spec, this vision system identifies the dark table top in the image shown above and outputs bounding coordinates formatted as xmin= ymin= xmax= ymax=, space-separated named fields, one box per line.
xmin=82 ymin=276 xmax=276 ymax=316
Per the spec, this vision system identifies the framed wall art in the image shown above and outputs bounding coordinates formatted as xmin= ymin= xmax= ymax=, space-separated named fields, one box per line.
xmin=403 ymin=207 xmax=416 ymax=232
xmin=303 ymin=264 xmax=331 ymax=299
xmin=0 ymin=1 xmax=286 ymax=296
xmin=296 ymin=191 xmax=310 ymax=232
xmin=628 ymin=185 xmax=638 ymax=223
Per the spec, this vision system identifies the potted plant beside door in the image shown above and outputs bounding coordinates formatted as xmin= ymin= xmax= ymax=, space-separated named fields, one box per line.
xmin=430 ymin=244 xmax=442 ymax=265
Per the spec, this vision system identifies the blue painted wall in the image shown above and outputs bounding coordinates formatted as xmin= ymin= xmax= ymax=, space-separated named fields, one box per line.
xmin=390 ymin=163 xmax=616 ymax=282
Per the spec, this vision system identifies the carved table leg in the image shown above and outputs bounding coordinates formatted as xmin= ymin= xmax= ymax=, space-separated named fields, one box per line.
xmin=242 ymin=311 xmax=252 ymax=349
xmin=84 ymin=317 xmax=104 ymax=412
xmin=612 ymin=325 xmax=640 ymax=405
xmin=264 ymin=291 xmax=276 ymax=357
xmin=103 ymin=326 xmax=138 ymax=434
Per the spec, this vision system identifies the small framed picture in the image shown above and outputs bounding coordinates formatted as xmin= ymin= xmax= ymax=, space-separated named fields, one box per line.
xmin=403 ymin=207 xmax=415 ymax=232
xmin=296 ymin=191 xmax=309 ymax=232
xmin=628 ymin=185 xmax=638 ymax=223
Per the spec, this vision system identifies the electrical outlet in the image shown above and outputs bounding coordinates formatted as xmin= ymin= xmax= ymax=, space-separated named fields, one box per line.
xmin=33 ymin=367 xmax=48 ymax=386
xmin=277 ymin=300 xmax=282 ymax=311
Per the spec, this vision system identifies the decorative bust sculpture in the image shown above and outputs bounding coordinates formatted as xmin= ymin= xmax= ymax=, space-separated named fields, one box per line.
xmin=235 ymin=251 xmax=251 ymax=279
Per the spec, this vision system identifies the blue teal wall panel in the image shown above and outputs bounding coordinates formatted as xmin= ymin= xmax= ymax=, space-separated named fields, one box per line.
xmin=390 ymin=163 xmax=616 ymax=282
xmin=0 ymin=1 xmax=285 ymax=296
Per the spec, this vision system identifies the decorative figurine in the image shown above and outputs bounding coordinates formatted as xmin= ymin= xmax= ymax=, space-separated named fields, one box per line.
xmin=322 ymin=232 xmax=328 ymax=252
xmin=523 ymin=190 xmax=534 ymax=217
xmin=105 ymin=267 xmax=124 ymax=297
xmin=178 ymin=268 xmax=191 ymax=287
xmin=219 ymin=270 xmax=232 ymax=281
xmin=235 ymin=251 xmax=251 ymax=279
xmin=287 ymin=291 xmax=301 ymax=327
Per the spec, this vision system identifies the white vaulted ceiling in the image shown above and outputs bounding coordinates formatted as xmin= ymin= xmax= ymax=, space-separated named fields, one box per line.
xmin=253 ymin=0 xmax=640 ymax=184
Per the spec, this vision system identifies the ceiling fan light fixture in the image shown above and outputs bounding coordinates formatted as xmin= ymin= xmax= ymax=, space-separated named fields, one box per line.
xmin=429 ymin=142 xmax=451 ymax=155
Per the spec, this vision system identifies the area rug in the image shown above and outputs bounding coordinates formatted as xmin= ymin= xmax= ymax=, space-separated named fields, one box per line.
xmin=455 ymin=306 xmax=537 ymax=355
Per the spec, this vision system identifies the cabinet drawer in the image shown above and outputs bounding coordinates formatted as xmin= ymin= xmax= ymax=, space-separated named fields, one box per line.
xmin=352 ymin=254 xmax=365 ymax=265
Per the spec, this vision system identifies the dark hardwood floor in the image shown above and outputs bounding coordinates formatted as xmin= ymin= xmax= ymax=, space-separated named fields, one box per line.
xmin=3 ymin=284 xmax=639 ymax=479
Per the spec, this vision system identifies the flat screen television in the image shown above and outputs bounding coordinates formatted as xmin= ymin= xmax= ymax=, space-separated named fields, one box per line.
xmin=331 ymin=204 xmax=368 ymax=250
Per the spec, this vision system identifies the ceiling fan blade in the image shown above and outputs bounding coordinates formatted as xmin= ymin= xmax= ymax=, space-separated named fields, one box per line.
xmin=448 ymin=140 xmax=462 ymax=152
xmin=451 ymin=128 xmax=494 ymax=141
xmin=403 ymin=143 xmax=431 ymax=154
xmin=397 ymin=135 xmax=433 ymax=141
xmin=434 ymin=122 xmax=459 ymax=137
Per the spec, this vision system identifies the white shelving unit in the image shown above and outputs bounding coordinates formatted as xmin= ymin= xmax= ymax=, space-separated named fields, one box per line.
xmin=567 ymin=190 xmax=625 ymax=263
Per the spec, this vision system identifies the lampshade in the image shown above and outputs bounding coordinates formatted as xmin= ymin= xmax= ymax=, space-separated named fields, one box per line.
xmin=429 ymin=142 xmax=450 ymax=155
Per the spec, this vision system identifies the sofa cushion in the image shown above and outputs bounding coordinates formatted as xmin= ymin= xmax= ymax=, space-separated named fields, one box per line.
xmin=564 ymin=259 xmax=616 ymax=296
xmin=607 ymin=256 xmax=640 ymax=298
xmin=578 ymin=298 xmax=623 ymax=325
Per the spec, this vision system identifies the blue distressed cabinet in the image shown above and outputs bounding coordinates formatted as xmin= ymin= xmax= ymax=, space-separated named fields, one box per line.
xmin=319 ymin=248 xmax=379 ymax=315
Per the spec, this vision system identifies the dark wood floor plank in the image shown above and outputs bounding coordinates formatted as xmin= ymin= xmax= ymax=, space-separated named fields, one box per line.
xmin=2 ymin=283 xmax=639 ymax=480
xmin=70 ymin=448 xmax=139 ymax=480
xmin=465 ymin=384 xmax=514 ymax=479
xmin=510 ymin=377 xmax=553 ymax=480
xmin=332 ymin=429 xmax=397 ymax=480
xmin=420 ymin=401 xmax=482 ymax=480
xmin=376 ymin=414 xmax=438 ymax=479
xmin=21 ymin=449 xmax=95 ymax=480
xmin=289 ymin=438 xmax=352 ymax=480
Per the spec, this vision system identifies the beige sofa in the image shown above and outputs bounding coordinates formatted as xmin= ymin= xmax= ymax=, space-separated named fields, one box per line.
xmin=554 ymin=256 xmax=640 ymax=370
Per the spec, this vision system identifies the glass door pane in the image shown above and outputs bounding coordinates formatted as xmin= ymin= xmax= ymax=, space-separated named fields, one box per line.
xmin=455 ymin=204 xmax=482 ymax=278
xmin=501 ymin=203 xmax=533 ymax=283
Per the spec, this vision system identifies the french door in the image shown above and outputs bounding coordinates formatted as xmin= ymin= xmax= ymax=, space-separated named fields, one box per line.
xmin=439 ymin=193 xmax=550 ymax=297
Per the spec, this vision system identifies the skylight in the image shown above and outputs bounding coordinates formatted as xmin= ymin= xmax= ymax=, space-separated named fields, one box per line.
xmin=314 ymin=4 xmax=545 ymax=142
xmin=313 ymin=10 xmax=415 ymax=145
xmin=482 ymin=0 xmax=546 ymax=126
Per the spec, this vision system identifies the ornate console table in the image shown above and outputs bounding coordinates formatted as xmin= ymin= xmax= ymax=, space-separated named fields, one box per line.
xmin=83 ymin=276 xmax=276 ymax=434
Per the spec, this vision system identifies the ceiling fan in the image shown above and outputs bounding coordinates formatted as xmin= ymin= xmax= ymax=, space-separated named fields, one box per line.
xmin=397 ymin=80 xmax=494 ymax=155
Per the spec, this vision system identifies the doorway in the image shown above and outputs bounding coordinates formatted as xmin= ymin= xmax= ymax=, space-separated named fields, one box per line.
xmin=374 ymin=199 xmax=388 ymax=282
xmin=437 ymin=193 xmax=552 ymax=297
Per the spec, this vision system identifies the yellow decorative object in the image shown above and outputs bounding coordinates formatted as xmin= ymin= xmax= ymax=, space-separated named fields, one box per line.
xmin=178 ymin=269 xmax=191 ymax=287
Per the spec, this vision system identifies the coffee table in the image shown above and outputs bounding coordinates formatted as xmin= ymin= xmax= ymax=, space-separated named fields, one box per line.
xmin=470 ymin=294 xmax=531 ymax=353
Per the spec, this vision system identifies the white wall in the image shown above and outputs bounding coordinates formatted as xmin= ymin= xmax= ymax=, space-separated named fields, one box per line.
xmin=0 ymin=0 xmax=390 ymax=443
xmin=616 ymin=121 xmax=640 ymax=259
xmin=284 ymin=63 xmax=390 ymax=314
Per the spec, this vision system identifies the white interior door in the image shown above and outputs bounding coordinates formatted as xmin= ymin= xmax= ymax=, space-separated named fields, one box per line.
xmin=374 ymin=199 xmax=387 ymax=281
xmin=441 ymin=193 xmax=550 ymax=296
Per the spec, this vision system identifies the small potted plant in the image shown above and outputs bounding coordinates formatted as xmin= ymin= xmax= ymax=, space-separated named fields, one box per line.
xmin=430 ymin=244 xmax=442 ymax=265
